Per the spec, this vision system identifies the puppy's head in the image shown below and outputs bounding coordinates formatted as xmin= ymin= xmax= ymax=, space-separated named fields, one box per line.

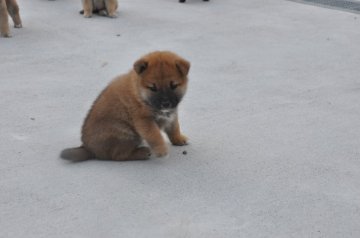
xmin=133 ymin=51 xmax=190 ymax=111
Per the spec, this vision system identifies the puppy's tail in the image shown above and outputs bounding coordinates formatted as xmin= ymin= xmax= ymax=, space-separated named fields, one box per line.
xmin=60 ymin=146 xmax=94 ymax=162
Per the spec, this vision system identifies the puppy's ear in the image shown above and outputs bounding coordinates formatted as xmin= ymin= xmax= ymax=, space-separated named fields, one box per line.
xmin=134 ymin=59 xmax=148 ymax=75
xmin=175 ymin=58 xmax=190 ymax=77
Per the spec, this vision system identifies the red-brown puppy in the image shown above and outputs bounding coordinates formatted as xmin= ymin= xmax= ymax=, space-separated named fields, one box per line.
xmin=61 ymin=51 xmax=190 ymax=161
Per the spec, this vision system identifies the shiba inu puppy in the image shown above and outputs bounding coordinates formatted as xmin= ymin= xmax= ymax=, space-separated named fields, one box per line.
xmin=61 ymin=51 xmax=190 ymax=161
xmin=80 ymin=0 xmax=118 ymax=18
xmin=0 ymin=0 xmax=22 ymax=37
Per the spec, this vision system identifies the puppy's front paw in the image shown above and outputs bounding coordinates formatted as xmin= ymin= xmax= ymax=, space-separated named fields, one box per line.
xmin=1 ymin=32 xmax=11 ymax=38
xmin=170 ymin=134 xmax=188 ymax=146
xmin=108 ymin=14 xmax=117 ymax=18
xmin=83 ymin=12 xmax=92 ymax=18
xmin=14 ymin=24 xmax=22 ymax=28
xmin=153 ymin=144 xmax=168 ymax=157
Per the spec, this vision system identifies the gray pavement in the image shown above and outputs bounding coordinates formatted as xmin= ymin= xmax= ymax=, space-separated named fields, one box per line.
xmin=1 ymin=0 xmax=360 ymax=237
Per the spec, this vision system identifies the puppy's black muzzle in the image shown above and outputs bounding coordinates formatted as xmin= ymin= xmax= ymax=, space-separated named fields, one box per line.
xmin=149 ymin=90 xmax=180 ymax=110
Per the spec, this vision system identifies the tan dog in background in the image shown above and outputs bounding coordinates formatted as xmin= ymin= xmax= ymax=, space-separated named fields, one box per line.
xmin=0 ymin=0 xmax=22 ymax=37
xmin=61 ymin=51 xmax=190 ymax=161
xmin=81 ymin=0 xmax=118 ymax=18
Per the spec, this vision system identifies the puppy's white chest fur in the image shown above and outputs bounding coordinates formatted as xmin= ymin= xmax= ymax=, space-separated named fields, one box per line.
xmin=155 ymin=110 xmax=176 ymax=128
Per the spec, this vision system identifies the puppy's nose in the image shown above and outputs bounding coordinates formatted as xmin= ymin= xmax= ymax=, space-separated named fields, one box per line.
xmin=161 ymin=101 xmax=171 ymax=108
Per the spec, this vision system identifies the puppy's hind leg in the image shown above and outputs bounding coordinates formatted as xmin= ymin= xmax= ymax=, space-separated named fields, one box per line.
xmin=97 ymin=137 xmax=151 ymax=161
xmin=111 ymin=144 xmax=151 ymax=161
xmin=87 ymin=132 xmax=151 ymax=161
xmin=105 ymin=0 xmax=118 ymax=18
xmin=84 ymin=124 xmax=150 ymax=161
xmin=6 ymin=0 xmax=21 ymax=28
xmin=82 ymin=0 xmax=93 ymax=18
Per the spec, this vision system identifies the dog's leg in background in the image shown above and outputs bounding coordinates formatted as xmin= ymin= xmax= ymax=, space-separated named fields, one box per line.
xmin=6 ymin=0 xmax=21 ymax=28
xmin=105 ymin=0 xmax=118 ymax=18
xmin=82 ymin=0 xmax=93 ymax=18
xmin=0 ymin=0 xmax=10 ymax=37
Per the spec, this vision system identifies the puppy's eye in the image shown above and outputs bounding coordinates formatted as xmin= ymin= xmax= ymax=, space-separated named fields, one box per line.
xmin=170 ymin=82 xmax=179 ymax=90
xmin=147 ymin=84 xmax=158 ymax=92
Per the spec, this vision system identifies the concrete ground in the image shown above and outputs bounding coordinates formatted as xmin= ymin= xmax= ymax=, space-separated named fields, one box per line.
xmin=1 ymin=0 xmax=360 ymax=237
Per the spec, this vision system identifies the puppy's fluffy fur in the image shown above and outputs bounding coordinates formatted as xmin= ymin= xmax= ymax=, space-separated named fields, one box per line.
xmin=61 ymin=51 xmax=190 ymax=161
xmin=81 ymin=0 xmax=118 ymax=18
xmin=0 ymin=0 xmax=22 ymax=37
